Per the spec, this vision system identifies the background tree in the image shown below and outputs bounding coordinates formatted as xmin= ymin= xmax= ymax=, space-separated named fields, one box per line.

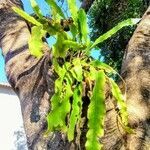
xmin=87 ymin=0 xmax=149 ymax=72
xmin=0 ymin=0 xmax=149 ymax=149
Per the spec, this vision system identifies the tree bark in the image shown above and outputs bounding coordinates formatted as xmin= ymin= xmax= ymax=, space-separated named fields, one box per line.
xmin=101 ymin=6 xmax=150 ymax=150
xmin=0 ymin=0 xmax=149 ymax=150
xmin=121 ymin=7 xmax=150 ymax=149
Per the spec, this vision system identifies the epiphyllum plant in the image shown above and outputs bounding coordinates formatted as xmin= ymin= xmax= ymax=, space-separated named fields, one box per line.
xmin=13 ymin=0 xmax=140 ymax=149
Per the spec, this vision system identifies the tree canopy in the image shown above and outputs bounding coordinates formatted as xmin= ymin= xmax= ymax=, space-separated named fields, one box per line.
xmin=88 ymin=0 xmax=149 ymax=72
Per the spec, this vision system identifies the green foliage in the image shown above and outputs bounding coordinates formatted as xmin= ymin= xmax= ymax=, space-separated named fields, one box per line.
xmin=86 ymin=70 xmax=106 ymax=150
xmin=45 ymin=0 xmax=65 ymax=18
xmin=110 ymin=78 xmax=128 ymax=124
xmin=13 ymin=0 xmax=139 ymax=149
xmin=78 ymin=8 xmax=89 ymax=43
xmin=67 ymin=0 xmax=78 ymax=22
xmin=88 ymin=0 xmax=147 ymax=72
xmin=53 ymin=32 xmax=68 ymax=57
xmin=30 ymin=0 xmax=43 ymax=19
xmin=29 ymin=26 xmax=46 ymax=58
xmin=90 ymin=60 xmax=115 ymax=74
xmin=68 ymin=83 xmax=82 ymax=141
xmin=12 ymin=7 xmax=42 ymax=26
xmin=89 ymin=18 xmax=140 ymax=50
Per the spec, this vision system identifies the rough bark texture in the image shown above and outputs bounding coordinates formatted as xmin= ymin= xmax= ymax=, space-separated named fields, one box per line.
xmin=121 ymin=7 xmax=150 ymax=149
xmin=0 ymin=0 xmax=149 ymax=150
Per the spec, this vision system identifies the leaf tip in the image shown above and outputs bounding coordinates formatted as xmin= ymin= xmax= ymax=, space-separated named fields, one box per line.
xmin=131 ymin=18 xmax=141 ymax=24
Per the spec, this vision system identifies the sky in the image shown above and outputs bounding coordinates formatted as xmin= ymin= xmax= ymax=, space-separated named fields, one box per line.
xmin=0 ymin=51 xmax=7 ymax=83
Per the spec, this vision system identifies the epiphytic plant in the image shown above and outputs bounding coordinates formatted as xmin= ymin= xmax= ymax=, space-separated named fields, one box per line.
xmin=13 ymin=0 xmax=139 ymax=149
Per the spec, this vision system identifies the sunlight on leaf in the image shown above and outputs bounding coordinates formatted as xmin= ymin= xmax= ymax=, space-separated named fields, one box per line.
xmin=89 ymin=18 xmax=140 ymax=50
xmin=68 ymin=83 xmax=82 ymax=141
xmin=91 ymin=60 xmax=116 ymax=74
xmin=13 ymin=2 xmax=136 ymax=149
xmin=53 ymin=32 xmax=68 ymax=57
xmin=30 ymin=0 xmax=43 ymax=19
xmin=45 ymin=0 xmax=65 ymax=18
xmin=86 ymin=70 xmax=106 ymax=150
xmin=109 ymin=78 xmax=128 ymax=125
xmin=12 ymin=7 xmax=42 ymax=26
xmin=78 ymin=8 xmax=89 ymax=43
xmin=47 ymin=78 xmax=73 ymax=132
xmin=67 ymin=0 xmax=78 ymax=22
xmin=70 ymin=58 xmax=83 ymax=82
xmin=28 ymin=26 xmax=46 ymax=58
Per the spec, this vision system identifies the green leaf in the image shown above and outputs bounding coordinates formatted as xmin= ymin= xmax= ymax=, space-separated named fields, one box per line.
xmin=67 ymin=0 xmax=79 ymax=39
xmin=47 ymin=79 xmax=73 ymax=132
xmin=70 ymin=24 xmax=78 ymax=39
xmin=70 ymin=58 xmax=83 ymax=82
xmin=53 ymin=58 xmax=65 ymax=77
xmin=91 ymin=61 xmax=127 ymax=95
xmin=68 ymin=83 xmax=82 ymax=141
xmin=86 ymin=70 xmax=106 ymax=150
xmin=45 ymin=0 xmax=65 ymax=18
xmin=67 ymin=0 xmax=78 ymax=22
xmin=53 ymin=32 xmax=68 ymax=58
xmin=54 ymin=71 xmax=66 ymax=93
xmin=28 ymin=26 xmax=46 ymax=58
xmin=90 ymin=18 xmax=141 ymax=50
xmin=46 ymin=96 xmax=59 ymax=132
xmin=63 ymin=40 xmax=85 ymax=50
xmin=90 ymin=60 xmax=116 ymax=74
xmin=89 ymin=66 xmax=97 ymax=80
xmin=53 ymin=59 xmax=72 ymax=93
xmin=109 ymin=78 xmax=128 ymax=125
xmin=30 ymin=0 xmax=43 ymax=19
xmin=65 ymin=72 xmax=74 ymax=85
xmin=78 ymin=9 xmax=88 ymax=43
xmin=12 ymin=7 xmax=41 ymax=26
